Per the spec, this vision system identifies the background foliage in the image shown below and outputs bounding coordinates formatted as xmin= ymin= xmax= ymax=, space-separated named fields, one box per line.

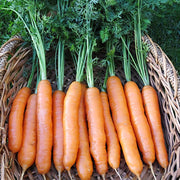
xmin=0 ymin=0 xmax=179 ymax=73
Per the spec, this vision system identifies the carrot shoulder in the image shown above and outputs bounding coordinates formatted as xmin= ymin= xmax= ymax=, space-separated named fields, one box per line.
xmin=76 ymin=84 xmax=93 ymax=180
xmin=142 ymin=85 xmax=168 ymax=169
xmin=107 ymin=76 xmax=143 ymax=177
xmin=63 ymin=81 xmax=81 ymax=171
xmin=8 ymin=87 xmax=31 ymax=153
xmin=85 ymin=87 xmax=108 ymax=176
xmin=53 ymin=90 xmax=65 ymax=175
xmin=36 ymin=80 xmax=53 ymax=174
xmin=124 ymin=81 xmax=155 ymax=165
xmin=100 ymin=91 xmax=121 ymax=169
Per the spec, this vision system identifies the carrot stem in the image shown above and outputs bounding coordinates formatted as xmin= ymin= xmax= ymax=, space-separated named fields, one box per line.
xmin=101 ymin=68 xmax=109 ymax=92
xmin=107 ymin=41 xmax=115 ymax=77
xmin=55 ymin=39 xmax=64 ymax=91
xmin=27 ymin=49 xmax=37 ymax=88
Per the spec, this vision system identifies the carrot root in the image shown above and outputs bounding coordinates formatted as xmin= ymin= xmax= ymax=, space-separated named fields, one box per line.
xmin=150 ymin=163 xmax=156 ymax=180
xmin=114 ymin=169 xmax=122 ymax=180
xmin=101 ymin=174 xmax=105 ymax=180
xmin=20 ymin=169 xmax=25 ymax=180
xmin=68 ymin=170 xmax=72 ymax=180
xmin=58 ymin=171 xmax=61 ymax=180
xmin=42 ymin=174 xmax=46 ymax=180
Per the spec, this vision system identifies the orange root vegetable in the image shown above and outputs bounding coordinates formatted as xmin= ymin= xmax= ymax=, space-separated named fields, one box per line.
xmin=76 ymin=84 xmax=93 ymax=180
xmin=107 ymin=76 xmax=143 ymax=178
xmin=52 ymin=90 xmax=66 ymax=177
xmin=100 ymin=91 xmax=121 ymax=169
xmin=85 ymin=87 xmax=108 ymax=176
xmin=124 ymin=81 xmax=155 ymax=165
xmin=18 ymin=94 xmax=37 ymax=180
xmin=63 ymin=81 xmax=81 ymax=171
xmin=142 ymin=85 xmax=169 ymax=169
xmin=36 ymin=80 xmax=53 ymax=174
xmin=8 ymin=87 xmax=31 ymax=153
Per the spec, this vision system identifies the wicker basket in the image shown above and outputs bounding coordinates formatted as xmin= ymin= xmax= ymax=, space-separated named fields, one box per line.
xmin=0 ymin=35 xmax=179 ymax=180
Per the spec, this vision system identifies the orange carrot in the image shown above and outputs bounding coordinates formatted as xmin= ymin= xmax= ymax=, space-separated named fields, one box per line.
xmin=8 ymin=87 xmax=31 ymax=153
xmin=107 ymin=76 xmax=143 ymax=178
xmin=76 ymin=84 xmax=93 ymax=180
xmin=17 ymin=94 xmax=37 ymax=180
xmin=85 ymin=87 xmax=108 ymax=176
xmin=142 ymin=86 xmax=169 ymax=169
xmin=52 ymin=90 xmax=65 ymax=177
xmin=124 ymin=81 xmax=155 ymax=165
xmin=63 ymin=81 xmax=81 ymax=172
xmin=100 ymin=91 xmax=121 ymax=170
xmin=36 ymin=80 xmax=53 ymax=174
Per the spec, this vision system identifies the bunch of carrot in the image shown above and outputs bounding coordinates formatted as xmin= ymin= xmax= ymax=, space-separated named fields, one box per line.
xmin=7 ymin=0 xmax=169 ymax=180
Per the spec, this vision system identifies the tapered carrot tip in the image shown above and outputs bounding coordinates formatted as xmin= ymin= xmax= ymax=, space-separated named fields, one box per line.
xmin=101 ymin=174 xmax=105 ymax=180
xmin=114 ymin=169 xmax=122 ymax=180
xmin=20 ymin=169 xmax=26 ymax=180
xmin=68 ymin=170 xmax=72 ymax=180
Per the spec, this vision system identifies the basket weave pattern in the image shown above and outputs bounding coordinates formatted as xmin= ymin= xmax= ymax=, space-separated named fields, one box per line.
xmin=0 ymin=36 xmax=180 ymax=180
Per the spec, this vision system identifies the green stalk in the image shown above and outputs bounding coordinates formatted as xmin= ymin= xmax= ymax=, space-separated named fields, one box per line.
xmin=134 ymin=0 xmax=149 ymax=86
xmin=122 ymin=36 xmax=131 ymax=82
xmin=55 ymin=39 xmax=64 ymax=91
xmin=76 ymin=42 xmax=87 ymax=82
xmin=107 ymin=41 xmax=115 ymax=77
xmin=101 ymin=67 xmax=109 ymax=92
xmin=27 ymin=49 xmax=37 ymax=88
xmin=86 ymin=37 xmax=95 ymax=88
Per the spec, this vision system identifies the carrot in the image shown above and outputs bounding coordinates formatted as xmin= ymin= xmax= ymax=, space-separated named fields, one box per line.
xmin=17 ymin=94 xmax=37 ymax=180
xmin=124 ymin=81 xmax=155 ymax=164
xmin=122 ymin=37 xmax=155 ymax=167
xmin=63 ymin=81 xmax=81 ymax=171
xmin=53 ymin=39 xmax=66 ymax=180
xmin=36 ymin=80 xmax=53 ymax=174
xmin=142 ymin=86 xmax=168 ymax=168
xmin=63 ymin=44 xmax=86 ymax=176
xmin=9 ymin=5 xmax=53 ymax=176
xmin=128 ymin=1 xmax=168 ymax=171
xmin=76 ymin=84 xmax=93 ymax=180
xmin=100 ymin=69 xmax=121 ymax=171
xmin=85 ymin=37 xmax=108 ymax=178
xmin=8 ymin=87 xmax=31 ymax=153
xmin=85 ymin=87 xmax=108 ymax=176
xmin=100 ymin=91 xmax=121 ymax=169
xmin=53 ymin=90 xmax=65 ymax=177
xmin=107 ymin=76 xmax=143 ymax=178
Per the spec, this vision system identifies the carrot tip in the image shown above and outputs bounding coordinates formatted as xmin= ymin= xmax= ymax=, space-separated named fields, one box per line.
xmin=58 ymin=171 xmax=61 ymax=180
xmin=68 ymin=170 xmax=72 ymax=180
xmin=114 ymin=169 xmax=122 ymax=180
xmin=20 ymin=169 xmax=26 ymax=180
xmin=42 ymin=174 xmax=46 ymax=180
xmin=149 ymin=163 xmax=157 ymax=180
xmin=101 ymin=174 xmax=106 ymax=180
